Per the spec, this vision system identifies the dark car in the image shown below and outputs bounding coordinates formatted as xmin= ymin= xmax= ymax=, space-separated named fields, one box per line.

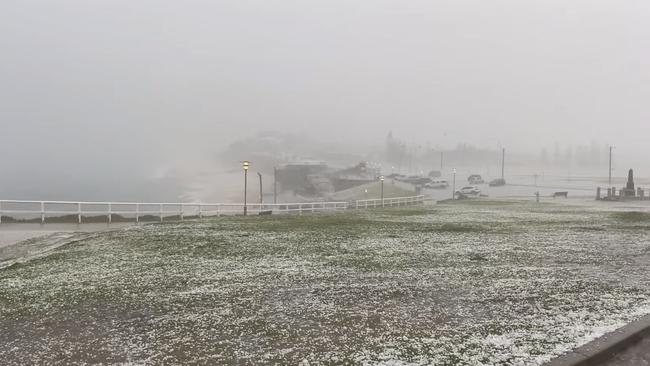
xmin=489 ymin=178 xmax=506 ymax=187
xmin=468 ymin=174 xmax=485 ymax=184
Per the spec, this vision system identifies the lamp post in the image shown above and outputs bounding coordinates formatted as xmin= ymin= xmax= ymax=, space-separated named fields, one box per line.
xmin=242 ymin=161 xmax=249 ymax=216
xmin=380 ymin=175 xmax=385 ymax=207
xmin=273 ymin=167 xmax=278 ymax=204
xmin=452 ymin=168 xmax=457 ymax=200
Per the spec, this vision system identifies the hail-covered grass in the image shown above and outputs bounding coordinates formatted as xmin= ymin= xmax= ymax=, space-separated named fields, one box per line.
xmin=2 ymin=201 xmax=650 ymax=365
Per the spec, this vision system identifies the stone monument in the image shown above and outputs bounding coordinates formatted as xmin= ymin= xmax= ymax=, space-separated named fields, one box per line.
xmin=627 ymin=169 xmax=635 ymax=191
xmin=622 ymin=169 xmax=636 ymax=198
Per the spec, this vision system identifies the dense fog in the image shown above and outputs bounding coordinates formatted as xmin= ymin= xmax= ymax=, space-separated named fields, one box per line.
xmin=1 ymin=0 xmax=648 ymax=201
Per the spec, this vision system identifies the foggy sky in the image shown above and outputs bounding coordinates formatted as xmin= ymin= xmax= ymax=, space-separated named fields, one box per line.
xmin=1 ymin=0 xmax=649 ymax=199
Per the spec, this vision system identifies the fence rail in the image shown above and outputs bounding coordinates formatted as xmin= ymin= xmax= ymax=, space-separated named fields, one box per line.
xmin=355 ymin=195 xmax=426 ymax=209
xmin=0 ymin=195 xmax=425 ymax=224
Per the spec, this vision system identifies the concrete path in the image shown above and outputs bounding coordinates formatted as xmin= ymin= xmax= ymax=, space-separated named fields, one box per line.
xmin=0 ymin=223 xmax=133 ymax=248
xmin=545 ymin=314 xmax=650 ymax=366
xmin=601 ymin=336 xmax=650 ymax=365
xmin=0 ymin=223 xmax=137 ymax=270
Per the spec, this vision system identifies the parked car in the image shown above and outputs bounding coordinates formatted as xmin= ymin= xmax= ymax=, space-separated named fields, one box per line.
xmin=456 ymin=186 xmax=481 ymax=196
xmin=489 ymin=178 xmax=506 ymax=187
xmin=424 ymin=179 xmax=449 ymax=189
xmin=467 ymin=174 xmax=485 ymax=185
xmin=401 ymin=175 xmax=432 ymax=185
xmin=413 ymin=177 xmax=433 ymax=185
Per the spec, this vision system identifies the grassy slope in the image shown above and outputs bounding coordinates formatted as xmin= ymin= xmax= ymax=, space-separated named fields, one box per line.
xmin=330 ymin=181 xmax=415 ymax=201
xmin=1 ymin=201 xmax=650 ymax=365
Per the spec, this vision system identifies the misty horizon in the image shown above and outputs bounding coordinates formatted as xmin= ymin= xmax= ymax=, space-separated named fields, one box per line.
xmin=2 ymin=0 xmax=649 ymax=200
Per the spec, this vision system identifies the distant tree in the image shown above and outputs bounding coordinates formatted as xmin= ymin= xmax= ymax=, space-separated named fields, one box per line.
xmin=564 ymin=145 xmax=574 ymax=164
xmin=385 ymin=131 xmax=406 ymax=169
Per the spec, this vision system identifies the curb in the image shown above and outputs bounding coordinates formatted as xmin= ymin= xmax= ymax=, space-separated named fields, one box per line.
xmin=544 ymin=314 xmax=650 ymax=366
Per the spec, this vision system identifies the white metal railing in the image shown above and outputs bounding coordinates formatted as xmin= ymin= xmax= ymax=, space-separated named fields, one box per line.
xmin=354 ymin=195 xmax=426 ymax=209
xmin=0 ymin=196 xmax=424 ymax=225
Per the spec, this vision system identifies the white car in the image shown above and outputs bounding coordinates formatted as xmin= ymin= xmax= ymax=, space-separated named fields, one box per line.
xmin=424 ymin=180 xmax=449 ymax=189
xmin=456 ymin=186 xmax=481 ymax=196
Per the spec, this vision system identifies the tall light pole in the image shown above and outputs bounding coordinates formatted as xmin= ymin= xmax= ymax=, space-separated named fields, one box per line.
xmin=609 ymin=145 xmax=614 ymax=186
xmin=273 ymin=167 xmax=278 ymax=204
xmin=452 ymin=168 xmax=457 ymax=200
xmin=380 ymin=175 xmax=385 ymax=207
xmin=257 ymin=172 xmax=263 ymax=206
xmin=242 ymin=161 xmax=249 ymax=216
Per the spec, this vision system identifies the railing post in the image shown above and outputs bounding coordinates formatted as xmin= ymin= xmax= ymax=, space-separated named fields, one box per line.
xmin=41 ymin=201 xmax=45 ymax=224
xmin=78 ymin=202 xmax=82 ymax=224
xmin=0 ymin=201 xmax=3 ymax=225
xmin=108 ymin=203 xmax=112 ymax=224
xmin=198 ymin=204 xmax=203 ymax=219
xmin=135 ymin=203 xmax=139 ymax=223
xmin=216 ymin=204 xmax=220 ymax=217
xmin=180 ymin=204 xmax=184 ymax=221
xmin=160 ymin=203 xmax=163 ymax=222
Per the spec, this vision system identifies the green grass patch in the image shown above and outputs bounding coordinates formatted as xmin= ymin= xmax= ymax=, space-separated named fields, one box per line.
xmin=612 ymin=211 xmax=650 ymax=223
xmin=377 ymin=207 xmax=435 ymax=217
xmin=438 ymin=198 xmax=529 ymax=206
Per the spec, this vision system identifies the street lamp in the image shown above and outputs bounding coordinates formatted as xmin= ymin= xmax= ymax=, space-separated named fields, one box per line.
xmin=380 ymin=175 xmax=385 ymax=207
xmin=452 ymin=168 xmax=457 ymax=200
xmin=242 ymin=161 xmax=250 ymax=216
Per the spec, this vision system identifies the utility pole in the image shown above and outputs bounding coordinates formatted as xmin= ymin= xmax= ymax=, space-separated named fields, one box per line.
xmin=380 ymin=176 xmax=385 ymax=207
xmin=452 ymin=168 xmax=457 ymax=200
xmin=501 ymin=148 xmax=505 ymax=180
xmin=242 ymin=161 xmax=249 ymax=216
xmin=273 ymin=167 xmax=278 ymax=204
xmin=257 ymin=172 xmax=263 ymax=205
